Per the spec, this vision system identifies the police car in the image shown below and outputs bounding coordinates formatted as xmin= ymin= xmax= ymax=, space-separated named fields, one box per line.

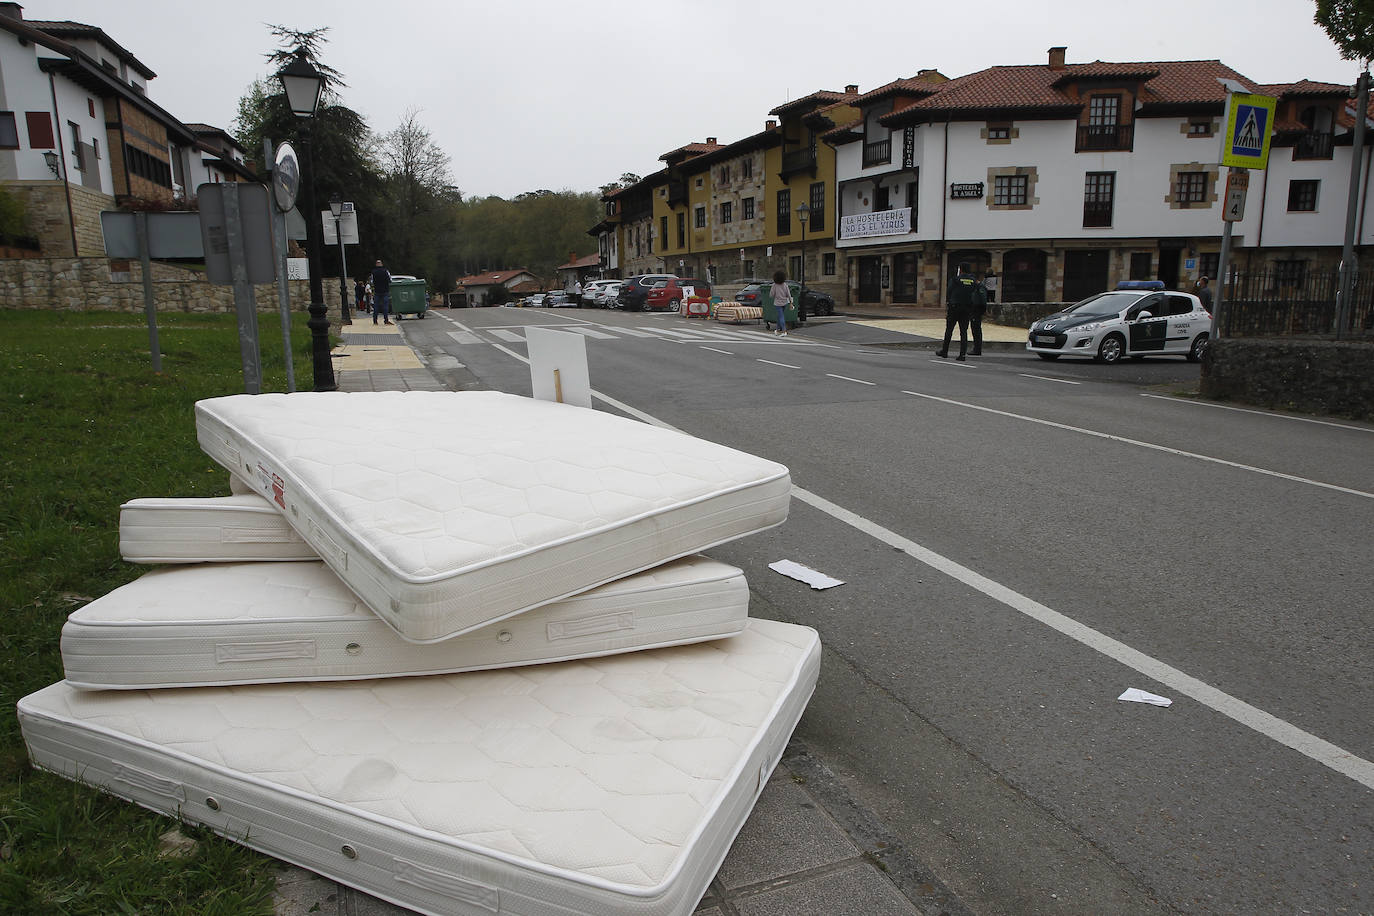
xmin=1026 ymin=281 xmax=1212 ymax=363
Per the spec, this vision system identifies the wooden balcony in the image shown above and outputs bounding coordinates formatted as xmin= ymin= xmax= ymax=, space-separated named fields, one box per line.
xmin=1075 ymin=123 xmax=1134 ymax=152
xmin=780 ymin=147 xmax=817 ymax=177
xmin=862 ymin=138 xmax=891 ymax=168
xmin=1292 ymin=131 xmax=1334 ymax=160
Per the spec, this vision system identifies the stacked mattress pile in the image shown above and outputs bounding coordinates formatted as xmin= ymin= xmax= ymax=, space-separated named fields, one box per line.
xmin=19 ymin=390 xmax=822 ymax=916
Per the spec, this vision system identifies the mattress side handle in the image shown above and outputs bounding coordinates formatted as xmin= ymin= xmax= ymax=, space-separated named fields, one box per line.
xmin=307 ymin=518 xmax=348 ymax=571
xmin=546 ymin=611 xmax=636 ymax=641
xmin=392 ymin=856 xmax=500 ymax=912
xmin=221 ymin=526 xmax=309 ymax=545
xmin=215 ymin=640 xmax=318 ymax=663
xmin=112 ymin=762 xmax=187 ymax=804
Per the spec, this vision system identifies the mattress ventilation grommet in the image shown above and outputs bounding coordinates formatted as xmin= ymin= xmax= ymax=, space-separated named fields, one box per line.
xmin=341 ymin=844 xmax=358 ymax=860
xmin=205 ymin=797 xmax=220 ymax=811
xmin=497 ymin=630 xmax=513 ymax=644
xmin=345 ymin=643 xmax=362 ymax=656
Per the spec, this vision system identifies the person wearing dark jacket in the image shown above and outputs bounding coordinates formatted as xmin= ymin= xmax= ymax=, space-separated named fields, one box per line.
xmin=371 ymin=260 xmax=392 ymax=325
xmin=937 ymin=262 xmax=986 ymax=361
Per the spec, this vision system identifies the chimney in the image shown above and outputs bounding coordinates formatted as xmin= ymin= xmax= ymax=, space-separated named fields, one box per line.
xmin=706 ymin=137 xmax=717 ymax=145
xmin=766 ymin=119 xmax=777 ymax=130
xmin=845 ymin=84 xmax=859 ymax=96
xmin=1048 ymin=46 xmax=1066 ymax=70
xmin=0 ymin=3 xmax=24 ymax=19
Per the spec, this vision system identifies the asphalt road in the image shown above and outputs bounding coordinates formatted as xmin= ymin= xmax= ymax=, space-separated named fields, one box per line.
xmin=401 ymin=305 xmax=1374 ymax=916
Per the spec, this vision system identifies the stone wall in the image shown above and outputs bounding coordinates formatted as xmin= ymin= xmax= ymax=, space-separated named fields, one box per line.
xmin=0 ymin=256 xmax=313 ymax=315
xmin=1201 ymin=337 xmax=1374 ymax=421
xmin=987 ymin=301 xmax=1067 ymax=328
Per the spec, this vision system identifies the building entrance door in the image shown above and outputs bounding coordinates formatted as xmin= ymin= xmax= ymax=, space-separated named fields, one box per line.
xmin=857 ymin=257 xmax=881 ymax=302
xmin=1063 ymin=249 xmax=1109 ymax=302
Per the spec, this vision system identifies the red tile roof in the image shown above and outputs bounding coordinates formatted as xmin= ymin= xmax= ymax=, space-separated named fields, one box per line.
xmin=882 ymin=59 xmax=1257 ymax=125
xmin=770 ymin=89 xmax=851 ymax=116
xmin=1255 ymin=80 xmax=1351 ymax=99
xmin=455 ymin=269 xmax=533 ymax=288
xmin=557 ymin=253 xmax=601 ymax=270
xmin=854 ymin=71 xmax=948 ymax=105
xmin=659 ymin=140 xmax=723 ymax=162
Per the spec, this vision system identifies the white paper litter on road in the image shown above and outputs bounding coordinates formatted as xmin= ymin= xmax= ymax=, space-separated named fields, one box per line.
xmin=1118 ymin=688 xmax=1173 ymax=707
xmin=769 ymin=560 xmax=845 ymax=590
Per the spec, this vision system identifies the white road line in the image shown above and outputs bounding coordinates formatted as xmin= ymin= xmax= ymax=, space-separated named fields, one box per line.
xmin=567 ymin=327 xmax=617 ymax=340
xmin=1020 ymin=373 xmax=1082 ymax=385
xmin=486 ymin=343 xmax=1374 ymax=791
xmin=789 ymin=487 xmax=1374 ymax=792
xmin=901 ymin=389 xmax=1374 ymax=500
xmin=826 ymin=373 xmax=876 ymax=386
xmin=757 ymin=358 xmax=801 ymax=369
xmin=648 ymin=327 xmax=708 ymax=339
xmin=608 ymin=326 xmax=656 ymax=337
xmin=489 ymin=329 xmax=526 ymax=343
xmin=930 ymin=359 xmax=975 ymax=368
xmin=446 ymin=330 xmax=482 ymax=345
xmin=699 ymin=346 xmax=734 ymax=355
xmin=1141 ymin=394 xmax=1374 ymax=433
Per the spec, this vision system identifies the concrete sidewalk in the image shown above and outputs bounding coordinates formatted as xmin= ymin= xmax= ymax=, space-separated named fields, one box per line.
xmin=272 ymin=317 xmax=959 ymax=916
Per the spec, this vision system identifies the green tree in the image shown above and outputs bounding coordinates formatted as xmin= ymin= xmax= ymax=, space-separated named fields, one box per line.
xmin=374 ymin=109 xmax=460 ymax=287
xmin=1315 ymin=0 xmax=1374 ymax=63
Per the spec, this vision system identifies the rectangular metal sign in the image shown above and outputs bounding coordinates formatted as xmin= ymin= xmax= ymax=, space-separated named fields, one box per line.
xmin=198 ymin=183 xmax=277 ymax=285
xmin=1221 ymin=93 xmax=1276 ymax=170
xmin=949 ymin=182 xmax=984 ymax=199
xmin=100 ymin=211 xmax=203 ymax=258
xmin=321 ymin=206 xmax=359 ymax=245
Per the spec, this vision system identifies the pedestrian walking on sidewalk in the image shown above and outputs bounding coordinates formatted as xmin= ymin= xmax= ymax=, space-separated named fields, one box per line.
xmin=937 ymin=261 xmax=985 ymax=361
xmin=769 ymin=270 xmax=792 ymax=337
xmin=1195 ymin=276 xmax=1214 ymax=311
xmin=371 ymin=259 xmax=393 ymax=325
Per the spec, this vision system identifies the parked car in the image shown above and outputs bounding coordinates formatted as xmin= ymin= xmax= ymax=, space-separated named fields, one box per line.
xmin=1026 ymin=282 xmax=1212 ymax=363
xmin=739 ymin=281 xmax=836 ymax=318
xmin=644 ymin=277 xmax=711 ymax=312
xmin=599 ymin=281 xmax=623 ymax=307
xmin=616 ymin=274 xmax=678 ymax=311
xmin=544 ymin=292 xmax=575 ymax=308
xmin=524 ymin=293 xmax=547 ymax=308
xmin=583 ymin=279 xmax=616 ymax=307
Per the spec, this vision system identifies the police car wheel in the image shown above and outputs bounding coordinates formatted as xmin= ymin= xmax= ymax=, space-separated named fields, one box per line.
xmin=1187 ymin=334 xmax=1208 ymax=362
xmin=1096 ymin=334 xmax=1125 ymax=364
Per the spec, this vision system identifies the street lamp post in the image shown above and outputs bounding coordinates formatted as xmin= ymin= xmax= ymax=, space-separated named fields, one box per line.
xmin=795 ymin=202 xmax=810 ymax=321
xmin=329 ymin=194 xmax=352 ymax=325
xmin=277 ymin=49 xmax=336 ymax=391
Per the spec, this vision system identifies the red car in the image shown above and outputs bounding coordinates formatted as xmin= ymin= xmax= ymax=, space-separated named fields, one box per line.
xmin=644 ymin=277 xmax=711 ymax=312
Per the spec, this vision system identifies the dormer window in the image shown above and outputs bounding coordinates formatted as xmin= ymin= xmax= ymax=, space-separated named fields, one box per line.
xmin=1077 ymin=94 xmax=1133 ymax=152
xmin=1188 ymin=120 xmax=1213 ymax=137
xmin=1295 ymin=106 xmax=1335 ymax=159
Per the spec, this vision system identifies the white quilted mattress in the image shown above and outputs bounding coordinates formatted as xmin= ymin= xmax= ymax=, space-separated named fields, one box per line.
xmin=120 ymin=494 xmax=315 ymax=563
xmin=61 ymin=557 xmax=750 ymax=689
xmin=195 ymin=391 xmax=790 ymax=643
xmin=22 ymin=618 xmax=821 ymax=916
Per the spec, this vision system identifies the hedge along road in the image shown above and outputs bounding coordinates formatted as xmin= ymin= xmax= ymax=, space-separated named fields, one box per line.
xmin=406 ymin=305 xmax=1374 ymax=915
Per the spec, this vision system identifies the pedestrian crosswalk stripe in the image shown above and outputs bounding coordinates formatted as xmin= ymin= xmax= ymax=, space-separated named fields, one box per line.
xmin=605 ymin=326 xmax=656 ymax=337
xmin=567 ymin=327 xmax=617 ymax=340
xmin=489 ymin=329 xmax=525 ymax=342
xmin=447 ymin=330 xmax=482 ymax=345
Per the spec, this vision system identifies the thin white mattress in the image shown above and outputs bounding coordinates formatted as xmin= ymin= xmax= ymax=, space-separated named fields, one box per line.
xmin=120 ymin=494 xmax=315 ymax=563
xmin=22 ymin=618 xmax=821 ymax=916
xmin=195 ymin=391 xmax=790 ymax=643
xmin=61 ymin=557 xmax=750 ymax=689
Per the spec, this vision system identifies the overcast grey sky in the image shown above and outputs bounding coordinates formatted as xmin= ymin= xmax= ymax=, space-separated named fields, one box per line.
xmin=37 ymin=0 xmax=1361 ymax=199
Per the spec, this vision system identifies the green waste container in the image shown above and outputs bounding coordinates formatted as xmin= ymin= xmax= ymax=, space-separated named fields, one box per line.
xmin=760 ymin=282 xmax=799 ymax=330
xmin=390 ymin=278 xmax=428 ymax=319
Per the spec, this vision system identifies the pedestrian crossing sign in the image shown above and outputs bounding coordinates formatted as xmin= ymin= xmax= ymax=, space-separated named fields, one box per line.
xmin=1222 ymin=91 xmax=1276 ymax=169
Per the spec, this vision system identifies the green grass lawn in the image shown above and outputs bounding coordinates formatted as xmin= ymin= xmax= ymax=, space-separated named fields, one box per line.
xmin=0 ymin=309 xmax=320 ymax=915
